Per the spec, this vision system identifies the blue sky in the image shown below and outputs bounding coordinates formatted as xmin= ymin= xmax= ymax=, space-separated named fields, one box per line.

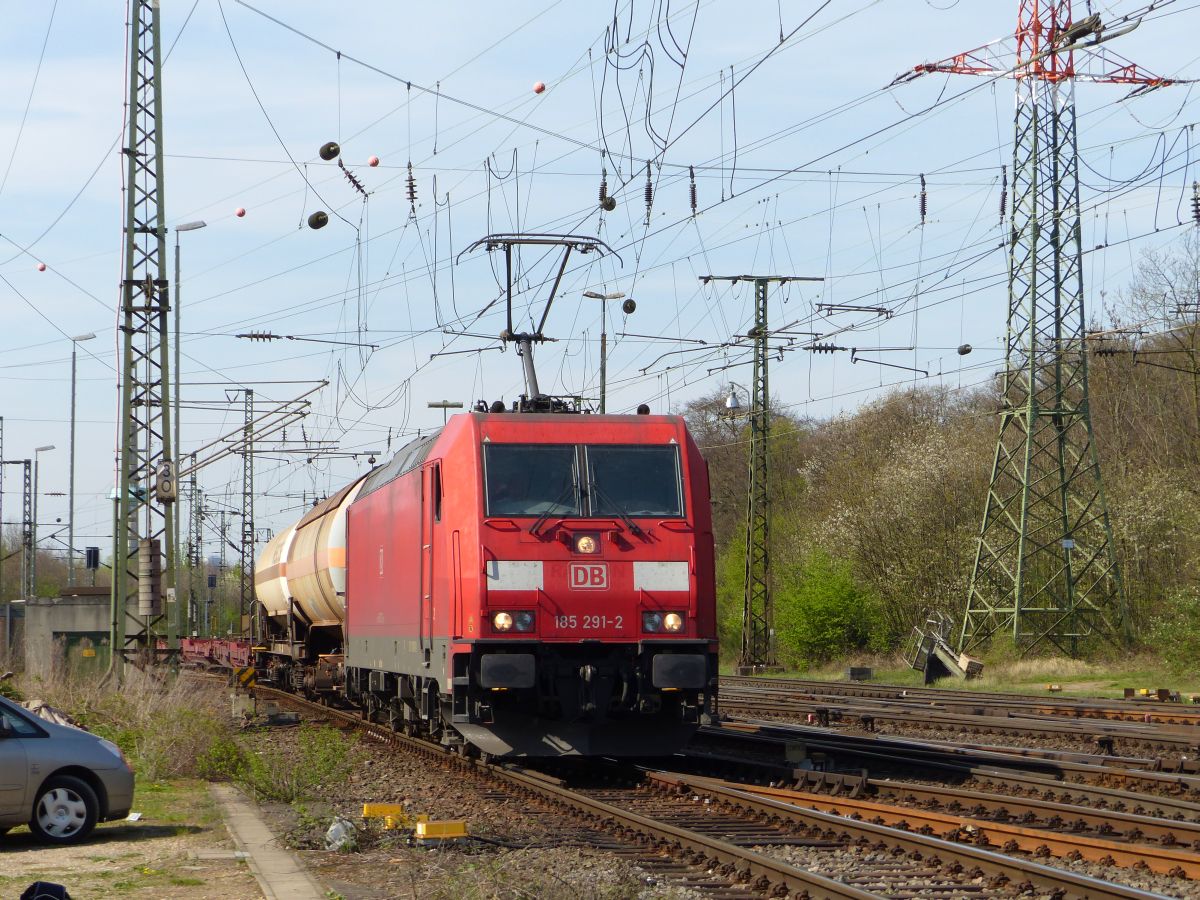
xmin=1 ymin=0 xmax=1197 ymax=557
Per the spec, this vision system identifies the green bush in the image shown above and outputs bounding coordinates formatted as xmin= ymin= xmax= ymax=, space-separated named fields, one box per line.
xmin=237 ymin=725 xmax=356 ymax=803
xmin=774 ymin=550 xmax=881 ymax=666
xmin=714 ymin=535 xmax=747 ymax=660
xmin=1148 ymin=590 xmax=1200 ymax=675
xmin=196 ymin=732 xmax=250 ymax=782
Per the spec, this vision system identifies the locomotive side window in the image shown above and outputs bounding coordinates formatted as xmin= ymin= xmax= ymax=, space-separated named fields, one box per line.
xmin=484 ymin=444 xmax=580 ymax=517
xmin=585 ymin=445 xmax=683 ymax=518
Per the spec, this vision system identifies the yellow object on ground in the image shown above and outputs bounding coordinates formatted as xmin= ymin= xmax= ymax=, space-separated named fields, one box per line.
xmin=415 ymin=820 xmax=468 ymax=842
xmin=361 ymin=803 xmax=406 ymax=819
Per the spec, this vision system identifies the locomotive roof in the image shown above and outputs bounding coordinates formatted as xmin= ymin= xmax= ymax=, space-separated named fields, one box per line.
xmin=358 ymin=428 xmax=444 ymax=499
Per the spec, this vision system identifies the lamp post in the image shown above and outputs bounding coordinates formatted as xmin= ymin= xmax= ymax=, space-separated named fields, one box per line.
xmin=427 ymin=400 xmax=463 ymax=424
xmin=724 ymin=382 xmax=748 ymax=415
xmin=68 ymin=333 xmax=96 ymax=586
xmin=582 ymin=291 xmax=635 ymax=413
xmin=32 ymin=444 xmax=55 ymax=596
xmin=174 ymin=221 xmax=206 ymax=632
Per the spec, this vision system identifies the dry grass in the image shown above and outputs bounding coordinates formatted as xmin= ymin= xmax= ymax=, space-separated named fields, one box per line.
xmin=17 ymin=667 xmax=229 ymax=781
xmin=979 ymin=656 xmax=1098 ymax=681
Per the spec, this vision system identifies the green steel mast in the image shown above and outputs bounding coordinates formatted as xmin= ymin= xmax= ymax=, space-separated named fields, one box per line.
xmin=110 ymin=0 xmax=177 ymax=672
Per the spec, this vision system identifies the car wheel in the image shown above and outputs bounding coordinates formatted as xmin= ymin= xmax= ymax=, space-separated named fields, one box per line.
xmin=29 ymin=775 xmax=98 ymax=844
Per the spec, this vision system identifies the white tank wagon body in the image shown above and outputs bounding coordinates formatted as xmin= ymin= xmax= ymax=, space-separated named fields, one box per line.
xmin=254 ymin=475 xmax=368 ymax=627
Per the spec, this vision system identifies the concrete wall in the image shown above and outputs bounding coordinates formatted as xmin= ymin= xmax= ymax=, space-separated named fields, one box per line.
xmin=24 ymin=589 xmax=121 ymax=680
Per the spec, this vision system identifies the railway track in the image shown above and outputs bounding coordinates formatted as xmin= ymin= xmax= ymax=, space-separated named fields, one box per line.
xmin=699 ymin=721 xmax=1200 ymax=813
xmin=722 ymin=676 xmax=1200 ymax=728
xmin=246 ymin=684 xmax=1179 ymax=898
xmin=684 ymin=725 xmax=1200 ymax=872
xmin=719 ymin=681 xmax=1200 ymax=759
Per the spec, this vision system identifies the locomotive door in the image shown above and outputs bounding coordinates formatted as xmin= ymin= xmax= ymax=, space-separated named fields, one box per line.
xmin=419 ymin=462 xmax=439 ymax=666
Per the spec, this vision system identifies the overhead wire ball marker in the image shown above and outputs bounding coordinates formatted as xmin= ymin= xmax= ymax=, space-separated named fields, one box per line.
xmin=36 ymin=262 xmax=46 ymax=272
xmin=368 ymin=155 xmax=380 ymax=167
xmin=235 ymin=207 xmax=246 ymax=218
xmin=533 ymin=81 xmax=546 ymax=94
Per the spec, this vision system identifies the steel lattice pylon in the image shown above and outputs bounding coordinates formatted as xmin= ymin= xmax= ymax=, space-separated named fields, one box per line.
xmin=742 ymin=279 xmax=772 ymax=670
xmin=187 ymin=453 xmax=203 ymax=634
xmin=239 ymin=390 xmax=255 ymax=633
xmin=899 ymin=2 xmax=1177 ymax=655
xmin=962 ymin=63 xmax=1127 ymax=654
xmin=111 ymin=0 xmax=176 ymax=670
xmin=703 ymin=275 xmax=820 ymax=672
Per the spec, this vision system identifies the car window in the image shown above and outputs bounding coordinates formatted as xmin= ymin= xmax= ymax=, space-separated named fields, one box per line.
xmin=0 ymin=706 xmax=43 ymax=737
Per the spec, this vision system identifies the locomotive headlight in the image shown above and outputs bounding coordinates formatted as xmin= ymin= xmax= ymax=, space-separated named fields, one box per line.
xmin=513 ymin=610 xmax=535 ymax=632
xmin=574 ymin=533 xmax=599 ymax=554
xmin=492 ymin=612 xmax=514 ymax=632
xmin=663 ymin=612 xmax=684 ymax=633
xmin=642 ymin=611 xmax=663 ymax=633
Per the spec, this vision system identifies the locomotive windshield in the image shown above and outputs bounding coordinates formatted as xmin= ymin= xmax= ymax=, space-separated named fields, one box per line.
xmin=586 ymin=445 xmax=683 ymax=518
xmin=483 ymin=443 xmax=683 ymax=518
xmin=484 ymin=444 xmax=580 ymax=516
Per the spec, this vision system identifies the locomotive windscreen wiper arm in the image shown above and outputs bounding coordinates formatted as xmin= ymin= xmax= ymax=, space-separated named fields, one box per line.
xmin=587 ymin=479 xmax=644 ymax=538
xmin=530 ymin=475 xmax=580 ymax=537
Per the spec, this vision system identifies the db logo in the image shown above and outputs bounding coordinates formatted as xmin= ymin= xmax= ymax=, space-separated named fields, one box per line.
xmin=569 ymin=562 xmax=608 ymax=590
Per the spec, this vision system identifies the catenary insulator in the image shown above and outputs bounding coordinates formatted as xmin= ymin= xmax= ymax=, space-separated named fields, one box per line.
xmin=599 ymin=168 xmax=616 ymax=211
xmin=406 ymin=162 xmax=418 ymax=207
xmin=1000 ymin=165 xmax=1008 ymax=223
xmin=919 ymin=174 xmax=927 ymax=224
xmin=644 ymin=161 xmax=653 ymax=221
xmin=1192 ymin=181 xmax=1199 ymax=227
xmin=689 ymin=165 xmax=697 ymax=216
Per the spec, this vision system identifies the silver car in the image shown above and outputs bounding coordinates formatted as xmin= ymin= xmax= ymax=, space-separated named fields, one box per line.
xmin=0 ymin=694 xmax=135 ymax=844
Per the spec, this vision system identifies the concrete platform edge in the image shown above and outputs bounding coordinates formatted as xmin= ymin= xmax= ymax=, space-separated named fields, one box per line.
xmin=210 ymin=782 xmax=326 ymax=900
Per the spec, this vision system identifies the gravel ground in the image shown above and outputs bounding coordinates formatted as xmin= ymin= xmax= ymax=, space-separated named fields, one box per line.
xmin=236 ymin=721 xmax=704 ymax=899
xmin=753 ymin=843 xmax=1028 ymax=897
xmin=753 ymin=842 xmax=1200 ymax=899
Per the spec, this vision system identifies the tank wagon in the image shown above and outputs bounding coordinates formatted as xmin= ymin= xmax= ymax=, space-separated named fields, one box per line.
xmin=244 ymin=411 xmax=719 ymax=757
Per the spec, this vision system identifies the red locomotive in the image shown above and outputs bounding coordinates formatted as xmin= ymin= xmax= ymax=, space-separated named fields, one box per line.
xmin=243 ymin=410 xmax=720 ymax=756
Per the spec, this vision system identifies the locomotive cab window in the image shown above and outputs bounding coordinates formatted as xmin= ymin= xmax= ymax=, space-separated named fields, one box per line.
xmin=585 ymin=445 xmax=683 ymax=518
xmin=484 ymin=444 xmax=580 ymax=517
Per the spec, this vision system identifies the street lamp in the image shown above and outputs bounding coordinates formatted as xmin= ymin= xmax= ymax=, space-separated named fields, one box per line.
xmin=723 ymin=382 xmax=750 ymax=416
xmin=175 ymin=221 xmax=206 ymax=632
xmin=582 ymin=290 xmax=636 ymax=413
xmin=68 ymin=333 xmax=96 ymax=586
xmin=427 ymin=400 xmax=463 ymax=424
xmin=33 ymin=444 xmax=55 ymax=596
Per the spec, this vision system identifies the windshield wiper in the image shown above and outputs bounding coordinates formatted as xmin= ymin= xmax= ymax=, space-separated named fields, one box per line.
xmin=530 ymin=473 xmax=579 ymax=537
xmin=588 ymin=478 xmax=644 ymax=538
